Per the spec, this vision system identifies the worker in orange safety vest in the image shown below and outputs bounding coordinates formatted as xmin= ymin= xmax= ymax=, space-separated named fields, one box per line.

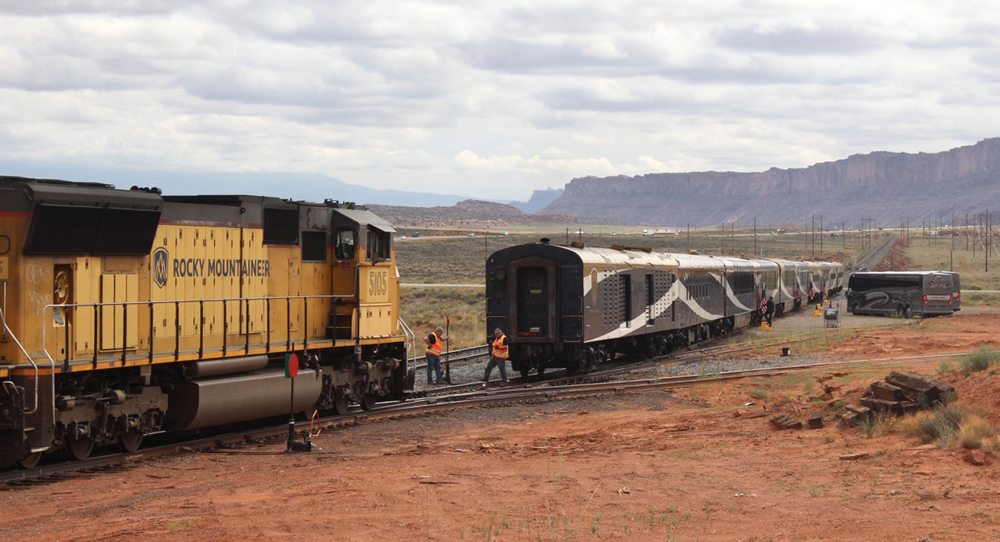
xmin=425 ymin=326 xmax=445 ymax=384
xmin=483 ymin=328 xmax=509 ymax=386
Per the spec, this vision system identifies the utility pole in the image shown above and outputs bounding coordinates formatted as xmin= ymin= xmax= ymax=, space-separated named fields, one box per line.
xmin=811 ymin=215 xmax=815 ymax=259
xmin=731 ymin=222 xmax=735 ymax=256
xmin=819 ymin=214 xmax=823 ymax=255
xmin=754 ymin=217 xmax=757 ymax=258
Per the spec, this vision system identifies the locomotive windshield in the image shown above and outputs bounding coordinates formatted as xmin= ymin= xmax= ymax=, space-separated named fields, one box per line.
xmin=335 ymin=227 xmax=356 ymax=259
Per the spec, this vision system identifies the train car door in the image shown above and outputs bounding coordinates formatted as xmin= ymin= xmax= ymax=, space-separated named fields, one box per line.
xmin=516 ymin=266 xmax=550 ymax=335
xmin=645 ymin=274 xmax=655 ymax=326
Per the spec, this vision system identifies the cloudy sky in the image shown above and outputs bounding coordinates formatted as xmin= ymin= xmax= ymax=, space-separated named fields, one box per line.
xmin=1 ymin=1 xmax=997 ymax=201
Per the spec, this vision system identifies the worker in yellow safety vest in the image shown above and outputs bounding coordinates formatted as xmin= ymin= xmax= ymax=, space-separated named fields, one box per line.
xmin=483 ymin=328 xmax=509 ymax=386
xmin=425 ymin=326 xmax=445 ymax=384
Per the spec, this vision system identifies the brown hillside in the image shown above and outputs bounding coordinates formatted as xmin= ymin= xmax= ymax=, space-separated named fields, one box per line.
xmin=540 ymin=138 xmax=1000 ymax=228
xmin=368 ymin=199 xmax=576 ymax=229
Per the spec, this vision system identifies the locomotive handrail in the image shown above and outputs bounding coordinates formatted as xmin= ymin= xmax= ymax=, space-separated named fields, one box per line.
xmin=0 ymin=304 xmax=46 ymax=415
xmin=1 ymin=281 xmax=6 ymax=343
xmin=397 ymin=317 xmax=415 ymax=364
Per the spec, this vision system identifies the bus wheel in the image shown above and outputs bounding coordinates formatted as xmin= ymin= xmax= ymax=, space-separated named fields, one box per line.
xmin=903 ymin=305 xmax=912 ymax=319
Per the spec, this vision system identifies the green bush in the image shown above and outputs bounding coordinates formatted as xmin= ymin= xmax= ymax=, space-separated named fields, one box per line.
xmin=961 ymin=346 xmax=1000 ymax=373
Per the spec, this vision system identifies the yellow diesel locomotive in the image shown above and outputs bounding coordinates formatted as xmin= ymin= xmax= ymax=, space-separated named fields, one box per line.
xmin=0 ymin=176 xmax=413 ymax=468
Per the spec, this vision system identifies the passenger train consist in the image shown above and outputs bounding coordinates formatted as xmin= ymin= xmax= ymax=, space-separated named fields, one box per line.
xmin=0 ymin=176 xmax=413 ymax=468
xmin=486 ymin=241 xmax=844 ymax=377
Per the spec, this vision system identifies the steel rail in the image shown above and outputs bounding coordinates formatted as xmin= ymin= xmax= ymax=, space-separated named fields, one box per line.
xmin=1 ymin=347 xmax=972 ymax=487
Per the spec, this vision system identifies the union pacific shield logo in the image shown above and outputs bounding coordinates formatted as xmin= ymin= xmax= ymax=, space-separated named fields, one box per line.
xmin=153 ymin=247 xmax=169 ymax=289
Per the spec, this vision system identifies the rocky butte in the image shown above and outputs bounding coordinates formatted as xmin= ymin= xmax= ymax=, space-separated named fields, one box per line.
xmin=538 ymin=138 xmax=1000 ymax=228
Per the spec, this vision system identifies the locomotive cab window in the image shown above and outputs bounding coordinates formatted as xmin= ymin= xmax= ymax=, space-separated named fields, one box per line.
xmin=367 ymin=227 xmax=391 ymax=262
xmin=335 ymin=227 xmax=356 ymax=260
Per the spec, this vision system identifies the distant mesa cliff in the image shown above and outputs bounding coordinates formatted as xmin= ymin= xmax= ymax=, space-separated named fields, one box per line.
xmin=539 ymin=138 xmax=1000 ymax=227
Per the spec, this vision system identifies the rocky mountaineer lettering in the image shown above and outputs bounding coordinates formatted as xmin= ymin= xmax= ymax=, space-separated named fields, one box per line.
xmin=172 ymin=258 xmax=270 ymax=278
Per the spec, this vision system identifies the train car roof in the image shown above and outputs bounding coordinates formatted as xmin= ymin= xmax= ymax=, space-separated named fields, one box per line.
xmin=0 ymin=175 xmax=115 ymax=190
xmin=556 ymin=244 xmax=730 ymax=270
xmin=746 ymin=258 xmax=781 ymax=270
xmin=491 ymin=243 xmax=846 ymax=273
xmin=560 ymin=245 xmax=680 ymax=267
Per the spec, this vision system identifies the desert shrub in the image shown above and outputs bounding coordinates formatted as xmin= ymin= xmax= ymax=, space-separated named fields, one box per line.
xmin=958 ymin=415 xmax=996 ymax=450
xmin=936 ymin=361 xmax=956 ymax=377
xmin=856 ymin=413 xmax=880 ymax=438
xmin=901 ymin=402 xmax=996 ymax=449
xmin=961 ymin=346 xmax=1000 ymax=373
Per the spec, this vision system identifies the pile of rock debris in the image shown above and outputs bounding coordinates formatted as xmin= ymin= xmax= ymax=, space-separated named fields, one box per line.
xmin=770 ymin=371 xmax=955 ymax=431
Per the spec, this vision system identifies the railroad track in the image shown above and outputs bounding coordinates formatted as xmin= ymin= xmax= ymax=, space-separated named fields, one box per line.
xmin=410 ymin=344 xmax=490 ymax=371
xmin=851 ymin=233 xmax=898 ymax=272
xmin=1 ymin=343 xmax=972 ymax=488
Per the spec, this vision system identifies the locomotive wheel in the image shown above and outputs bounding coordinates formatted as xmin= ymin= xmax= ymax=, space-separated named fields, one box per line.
xmin=360 ymin=392 xmax=378 ymax=411
xmin=332 ymin=397 xmax=349 ymax=416
xmin=118 ymin=430 xmax=143 ymax=453
xmin=17 ymin=452 xmax=42 ymax=469
xmin=66 ymin=435 xmax=94 ymax=461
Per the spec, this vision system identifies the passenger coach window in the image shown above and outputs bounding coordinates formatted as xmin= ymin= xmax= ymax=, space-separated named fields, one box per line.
xmin=335 ymin=227 xmax=356 ymax=259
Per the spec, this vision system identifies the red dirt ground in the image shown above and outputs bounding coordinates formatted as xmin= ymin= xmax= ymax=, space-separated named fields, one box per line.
xmin=3 ymin=312 xmax=1000 ymax=541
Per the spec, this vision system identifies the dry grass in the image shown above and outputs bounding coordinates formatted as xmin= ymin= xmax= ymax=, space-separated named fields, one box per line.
xmin=896 ymin=401 xmax=997 ymax=450
xmin=904 ymin=234 xmax=1000 ymax=297
xmin=395 ymin=229 xmax=866 ymax=285
xmin=400 ymin=288 xmax=486 ymax=349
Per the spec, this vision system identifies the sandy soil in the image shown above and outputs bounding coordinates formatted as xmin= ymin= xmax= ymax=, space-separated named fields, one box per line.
xmin=3 ymin=310 xmax=1000 ymax=541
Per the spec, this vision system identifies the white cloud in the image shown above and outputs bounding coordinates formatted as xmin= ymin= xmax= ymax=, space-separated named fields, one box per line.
xmin=0 ymin=1 xmax=996 ymax=201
